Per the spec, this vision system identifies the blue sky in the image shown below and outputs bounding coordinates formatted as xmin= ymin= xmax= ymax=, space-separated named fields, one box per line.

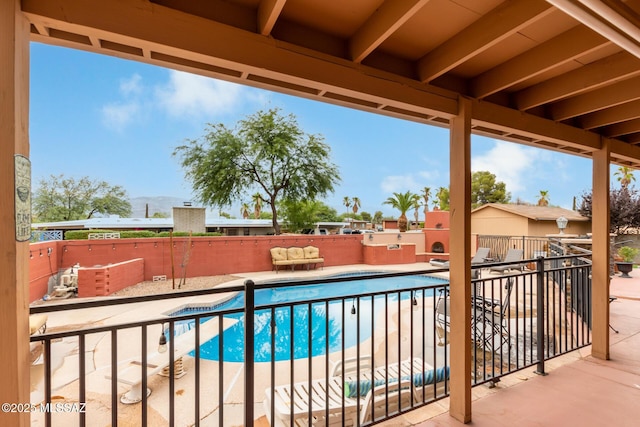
xmin=30 ymin=43 xmax=614 ymax=218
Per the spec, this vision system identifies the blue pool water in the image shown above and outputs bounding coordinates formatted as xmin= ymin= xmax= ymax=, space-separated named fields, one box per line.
xmin=169 ymin=274 xmax=447 ymax=363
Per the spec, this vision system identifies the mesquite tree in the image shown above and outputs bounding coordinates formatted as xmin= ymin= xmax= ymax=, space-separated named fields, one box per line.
xmin=174 ymin=108 xmax=340 ymax=234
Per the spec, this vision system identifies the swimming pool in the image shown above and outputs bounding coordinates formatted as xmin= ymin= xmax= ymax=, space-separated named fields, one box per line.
xmin=169 ymin=274 xmax=448 ymax=363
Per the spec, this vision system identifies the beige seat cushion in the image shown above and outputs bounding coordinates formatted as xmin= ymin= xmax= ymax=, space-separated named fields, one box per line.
xmin=29 ymin=314 xmax=47 ymax=335
xmin=303 ymin=246 xmax=320 ymax=259
xmin=287 ymin=247 xmax=305 ymax=262
xmin=270 ymin=247 xmax=288 ymax=261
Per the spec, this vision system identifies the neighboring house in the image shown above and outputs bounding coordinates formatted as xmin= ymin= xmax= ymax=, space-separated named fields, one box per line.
xmin=31 ymin=216 xmax=276 ymax=237
xmin=471 ymin=204 xmax=590 ymax=237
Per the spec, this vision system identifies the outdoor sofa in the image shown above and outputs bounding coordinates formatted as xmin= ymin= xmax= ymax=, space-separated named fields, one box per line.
xmin=270 ymin=246 xmax=324 ymax=272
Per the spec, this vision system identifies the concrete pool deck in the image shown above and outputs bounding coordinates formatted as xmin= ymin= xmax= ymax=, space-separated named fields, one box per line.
xmin=30 ymin=263 xmax=447 ymax=426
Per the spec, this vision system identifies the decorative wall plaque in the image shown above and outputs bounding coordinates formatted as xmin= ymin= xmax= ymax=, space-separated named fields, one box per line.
xmin=14 ymin=154 xmax=31 ymax=242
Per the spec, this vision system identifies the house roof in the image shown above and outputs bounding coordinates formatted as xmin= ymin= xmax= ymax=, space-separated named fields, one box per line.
xmin=32 ymin=217 xmax=275 ymax=230
xmin=472 ymin=204 xmax=589 ymax=222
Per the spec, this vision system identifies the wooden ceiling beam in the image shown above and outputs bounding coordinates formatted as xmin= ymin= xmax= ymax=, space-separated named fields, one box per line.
xmin=257 ymin=0 xmax=286 ymax=36
xmin=515 ymin=51 xmax=640 ymax=110
xmin=610 ymin=137 xmax=640 ymax=163
xmin=624 ymin=133 xmax=640 ymax=144
xmin=581 ymin=99 xmax=640 ymax=129
xmin=551 ymin=75 xmax=640 ymax=121
xmin=471 ymin=99 xmax=601 ymax=151
xmin=472 ymin=25 xmax=608 ymax=98
xmin=349 ymin=0 xmax=429 ymax=63
xmin=603 ymin=117 xmax=640 ymax=137
xmin=417 ymin=0 xmax=554 ymax=83
xmin=22 ymin=0 xmax=458 ymax=118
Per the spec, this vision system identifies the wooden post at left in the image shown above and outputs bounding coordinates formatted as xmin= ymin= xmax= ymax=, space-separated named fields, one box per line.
xmin=0 ymin=1 xmax=31 ymax=426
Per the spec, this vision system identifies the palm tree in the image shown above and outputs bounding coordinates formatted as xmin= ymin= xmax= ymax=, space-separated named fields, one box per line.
xmin=383 ymin=191 xmax=417 ymax=232
xmin=435 ymin=186 xmax=449 ymax=210
xmin=373 ymin=210 xmax=383 ymax=225
xmin=343 ymin=196 xmax=351 ymax=216
xmin=252 ymin=193 xmax=263 ymax=219
xmin=421 ymin=187 xmax=431 ymax=211
xmin=240 ymin=203 xmax=250 ymax=219
xmin=614 ymin=166 xmax=636 ymax=189
xmin=352 ymin=197 xmax=361 ymax=215
xmin=412 ymin=197 xmax=421 ymax=230
xmin=537 ymin=190 xmax=549 ymax=206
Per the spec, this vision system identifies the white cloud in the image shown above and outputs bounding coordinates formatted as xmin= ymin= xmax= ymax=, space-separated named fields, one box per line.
xmin=101 ymin=102 xmax=140 ymax=131
xmin=155 ymin=71 xmax=248 ymax=118
xmin=101 ymin=74 xmax=144 ymax=130
xmin=472 ymin=141 xmax=540 ymax=193
xmin=119 ymin=74 xmax=142 ymax=96
xmin=417 ymin=170 xmax=440 ymax=181
xmin=380 ymin=175 xmax=421 ymax=193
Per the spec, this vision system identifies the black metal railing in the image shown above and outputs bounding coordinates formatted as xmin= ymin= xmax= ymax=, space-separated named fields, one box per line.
xmin=477 ymin=235 xmax=554 ymax=261
xmin=29 ymin=254 xmax=592 ymax=426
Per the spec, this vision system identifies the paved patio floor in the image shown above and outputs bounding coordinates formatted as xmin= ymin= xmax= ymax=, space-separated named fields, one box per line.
xmin=386 ymin=270 xmax=640 ymax=427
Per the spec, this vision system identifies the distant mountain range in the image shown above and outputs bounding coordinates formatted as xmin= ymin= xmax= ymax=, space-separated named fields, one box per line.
xmin=129 ymin=196 xmax=194 ymax=218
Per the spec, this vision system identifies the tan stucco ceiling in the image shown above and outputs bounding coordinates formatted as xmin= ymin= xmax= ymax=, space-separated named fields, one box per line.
xmin=21 ymin=0 xmax=640 ymax=167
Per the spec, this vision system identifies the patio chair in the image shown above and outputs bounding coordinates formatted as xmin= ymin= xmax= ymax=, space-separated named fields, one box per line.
xmin=430 ymin=247 xmax=492 ymax=278
xmin=436 ymin=277 xmax=515 ymax=352
xmin=609 ymin=296 xmax=619 ymax=333
xmin=489 ymin=249 xmax=524 ymax=274
xmin=471 ymin=247 xmax=491 ymax=279
xmin=263 ymin=357 xmax=424 ymax=426
xmin=435 ymin=290 xmax=487 ymax=347
xmin=474 ymin=277 xmax=515 ymax=350
xmin=357 ymin=366 xmax=450 ymax=424
xmin=29 ymin=314 xmax=48 ymax=335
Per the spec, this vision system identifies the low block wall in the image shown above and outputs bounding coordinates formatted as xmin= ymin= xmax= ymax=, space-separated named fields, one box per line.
xmin=27 ymin=235 xmax=366 ymax=301
xmin=77 ymin=258 xmax=144 ymax=297
xmin=363 ymin=243 xmax=416 ymax=264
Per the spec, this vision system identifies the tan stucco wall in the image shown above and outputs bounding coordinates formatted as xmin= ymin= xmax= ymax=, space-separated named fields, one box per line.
xmin=364 ymin=231 xmax=425 ymax=253
xmin=528 ymin=220 xmax=590 ymax=236
xmin=472 ymin=207 xmax=591 ymax=237
xmin=471 ymin=210 xmax=528 ymax=235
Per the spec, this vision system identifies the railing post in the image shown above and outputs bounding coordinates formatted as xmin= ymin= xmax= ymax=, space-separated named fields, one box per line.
xmin=244 ymin=279 xmax=255 ymax=425
xmin=535 ymin=256 xmax=547 ymax=376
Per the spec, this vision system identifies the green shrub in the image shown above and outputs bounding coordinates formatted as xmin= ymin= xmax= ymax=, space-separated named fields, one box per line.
xmin=617 ymin=246 xmax=639 ymax=263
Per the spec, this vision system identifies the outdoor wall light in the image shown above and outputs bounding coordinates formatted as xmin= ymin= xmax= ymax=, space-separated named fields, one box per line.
xmin=29 ymin=251 xmax=33 ymax=259
xmin=397 ymin=234 xmax=402 ymax=240
xmin=350 ymin=299 xmax=357 ymax=317
xmin=368 ymin=234 xmax=374 ymax=240
xmin=556 ymin=216 xmax=568 ymax=234
xmin=158 ymin=324 xmax=168 ymax=353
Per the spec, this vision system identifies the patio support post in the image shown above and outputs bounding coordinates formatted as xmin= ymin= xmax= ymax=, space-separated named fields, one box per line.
xmin=448 ymin=96 xmax=472 ymax=423
xmin=591 ymin=138 xmax=611 ymax=360
xmin=244 ymin=279 xmax=255 ymax=425
xmin=0 ymin=2 xmax=31 ymax=426
xmin=535 ymin=256 xmax=547 ymax=375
